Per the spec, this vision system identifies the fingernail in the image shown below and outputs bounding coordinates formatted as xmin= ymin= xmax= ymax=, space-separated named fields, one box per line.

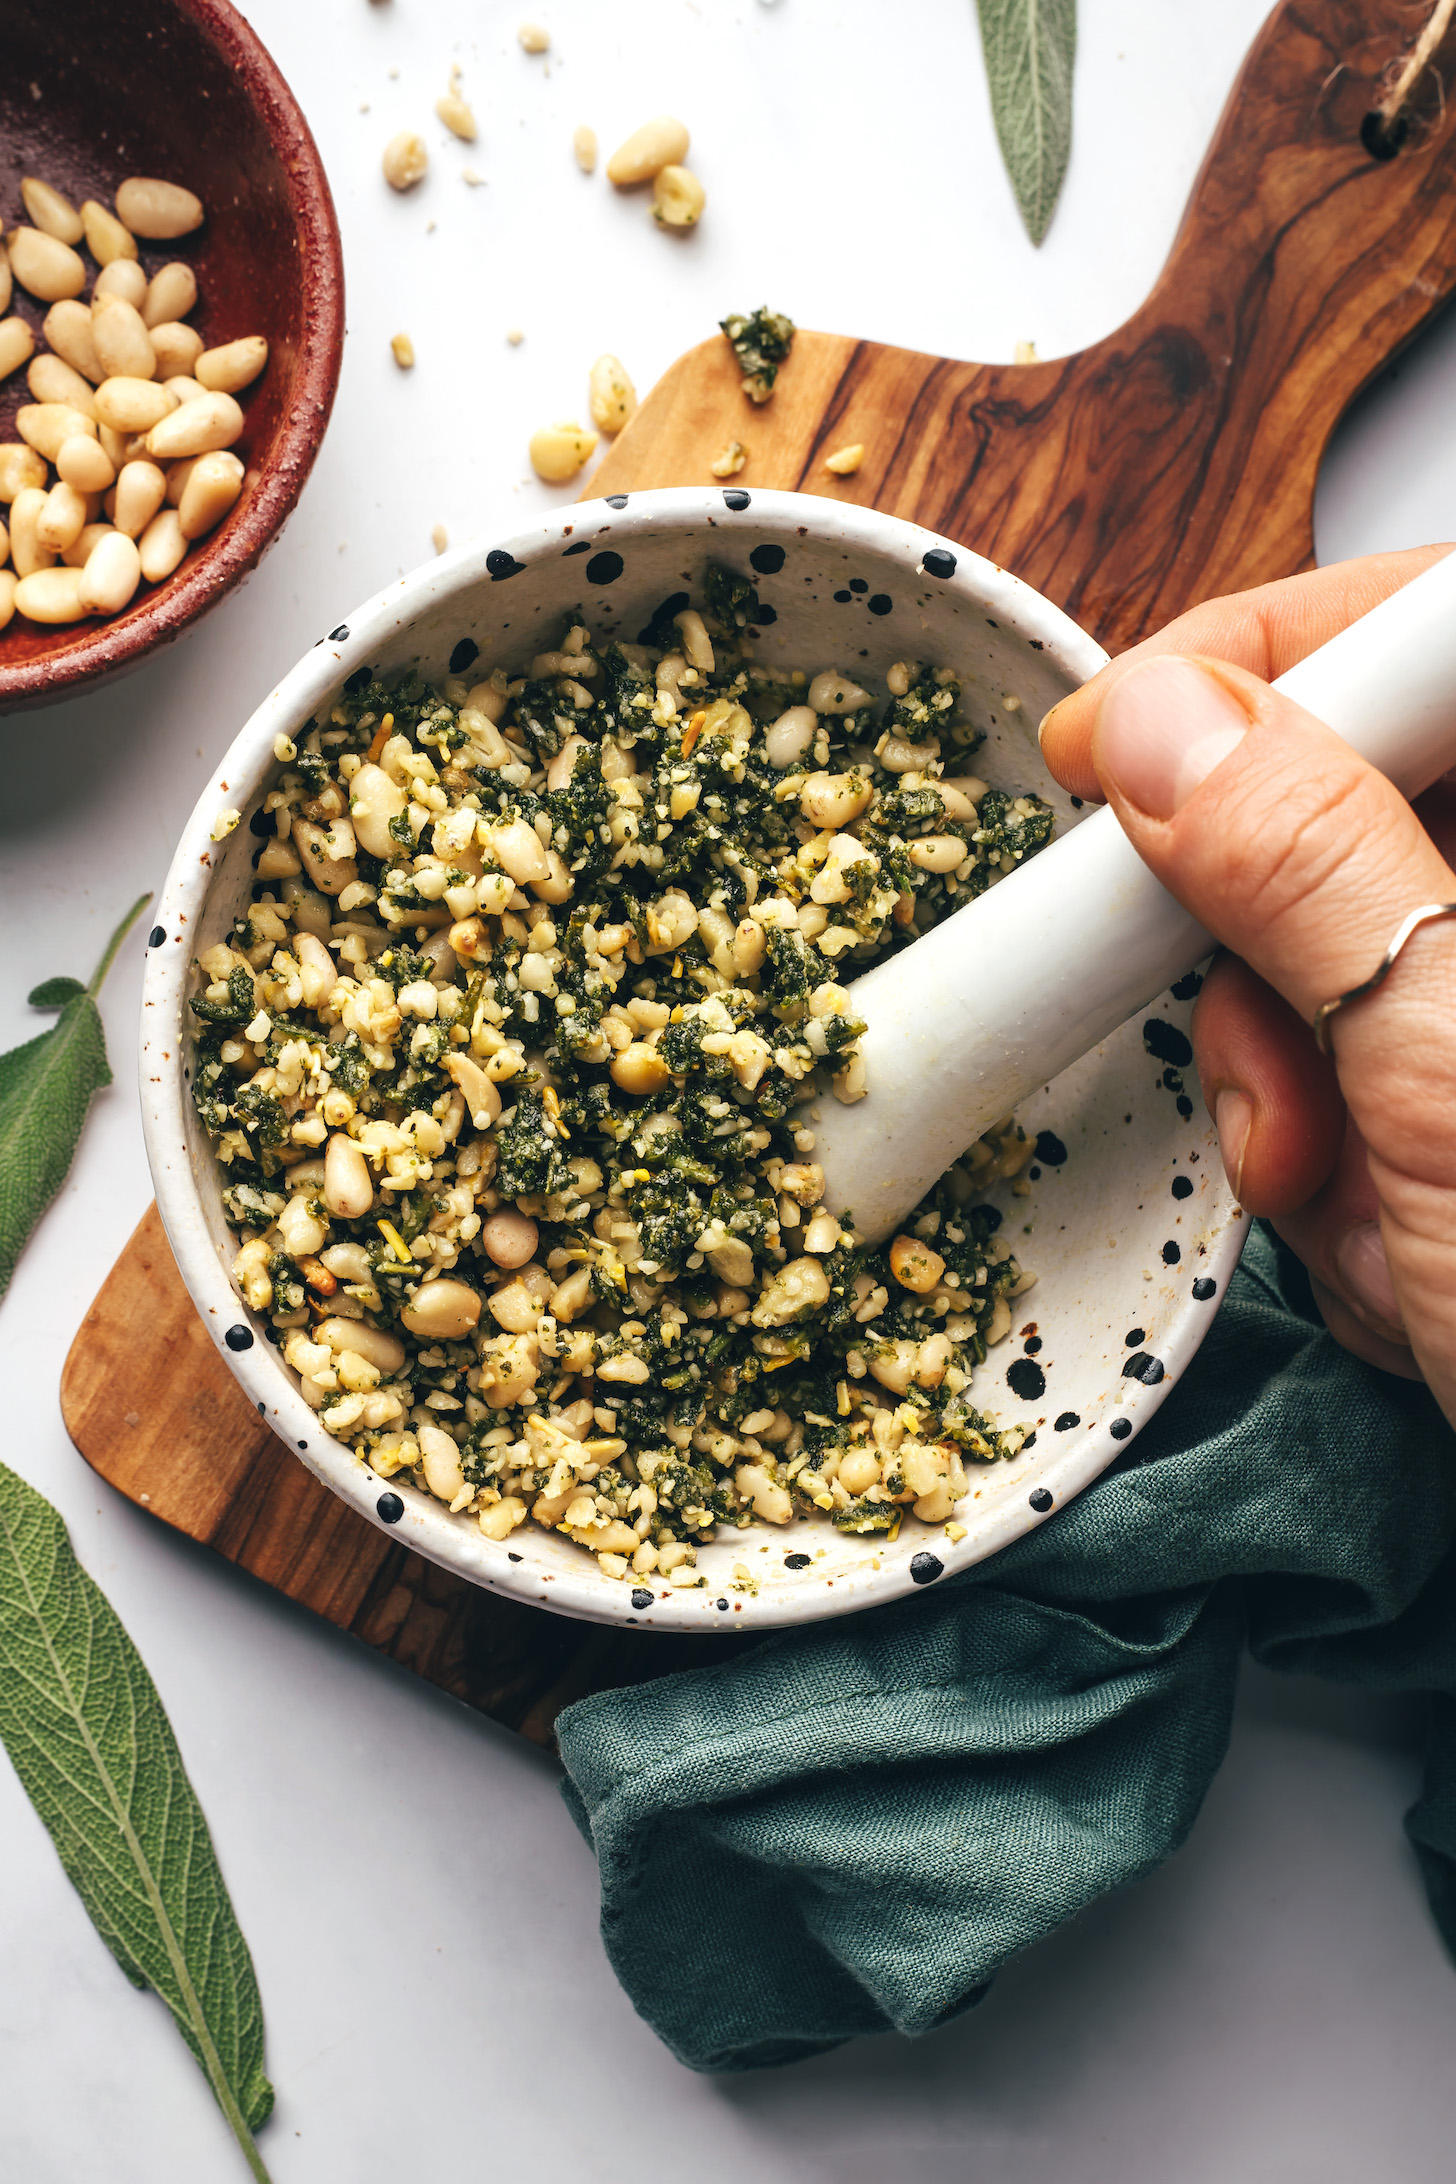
xmin=1335 ymin=1222 xmax=1405 ymax=1332
xmin=1213 ymin=1087 xmax=1252 ymax=1198
xmin=1036 ymin=700 xmax=1064 ymax=749
xmin=1096 ymin=657 xmax=1250 ymax=818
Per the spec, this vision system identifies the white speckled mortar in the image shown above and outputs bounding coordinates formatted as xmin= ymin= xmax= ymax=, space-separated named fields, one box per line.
xmin=142 ymin=487 xmax=1247 ymax=1632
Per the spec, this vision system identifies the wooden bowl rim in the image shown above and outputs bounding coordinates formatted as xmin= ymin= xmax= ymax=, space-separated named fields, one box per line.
xmin=0 ymin=0 xmax=345 ymax=713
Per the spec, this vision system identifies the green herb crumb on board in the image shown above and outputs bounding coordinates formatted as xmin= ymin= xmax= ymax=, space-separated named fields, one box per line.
xmin=719 ymin=307 xmax=796 ymax=403
xmin=0 ymin=898 xmax=276 ymax=2180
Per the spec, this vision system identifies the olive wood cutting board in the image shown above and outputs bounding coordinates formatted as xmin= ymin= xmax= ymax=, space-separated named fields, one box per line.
xmin=61 ymin=0 xmax=1456 ymax=1743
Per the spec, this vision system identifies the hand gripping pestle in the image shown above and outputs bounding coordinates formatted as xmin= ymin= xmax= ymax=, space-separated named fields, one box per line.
xmin=814 ymin=550 xmax=1456 ymax=1244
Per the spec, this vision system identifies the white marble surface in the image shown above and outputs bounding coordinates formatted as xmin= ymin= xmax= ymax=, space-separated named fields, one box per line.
xmin=4 ymin=1 xmax=1456 ymax=2175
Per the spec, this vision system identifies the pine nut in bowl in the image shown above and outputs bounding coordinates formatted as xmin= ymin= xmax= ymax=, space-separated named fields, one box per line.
xmin=142 ymin=489 xmax=1246 ymax=1633
xmin=0 ymin=0 xmax=344 ymax=712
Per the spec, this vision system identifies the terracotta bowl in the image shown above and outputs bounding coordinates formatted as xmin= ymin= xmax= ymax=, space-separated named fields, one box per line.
xmin=142 ymin=488 xmax=1247 ymax=1634
xmin=0 ymin=0 xmax=344 ymax=713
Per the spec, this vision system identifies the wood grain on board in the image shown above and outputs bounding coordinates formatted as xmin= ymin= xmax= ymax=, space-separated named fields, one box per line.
xmin=62 ymin=0 xmax=1456 ymax=1738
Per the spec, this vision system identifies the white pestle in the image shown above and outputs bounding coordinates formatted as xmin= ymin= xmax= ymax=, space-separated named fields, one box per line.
xmin=815 ymin=548 xmax=1456 ymax=1243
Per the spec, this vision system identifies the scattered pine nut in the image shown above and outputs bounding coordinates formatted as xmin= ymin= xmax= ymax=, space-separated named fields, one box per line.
xmin=573 ymin=124 xmax=598 ymax=172
xmin=709 ymin=440 xmax=747 ymax=478
xmin=462 ymin=168 xmax=485 ymax=187
xmin=431 ymin=523 xmax=449 ymax=553
xmin=588 ymin=354 xmax=637 ymax=433
xmin=383 ymin=131 xmax=429 ymax=190
xmin=506 ymin=327 xmax=525 ymax=346
xmin=607 ymin=116 xmax=689 ymax=186
xmin=652 ymin=165 xmax=705 ymax=228
xmin=391 ymin=332 xmax=416 ymax=369
xmin=1014 ymin=340 xmax=1039 ymax=364
xmin=528 ymin=420 xmax=597 ymax=481
xmin=518 ymin=23 xmax=551 ymax=52
xmin=436 ymin=84 xmax=477 ymax=141
xmin=824 ymin=443 xmax=865 ymax=475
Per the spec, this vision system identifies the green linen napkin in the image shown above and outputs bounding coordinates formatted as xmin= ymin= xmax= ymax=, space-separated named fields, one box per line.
xmin=557 ymin=1223 xmax=1456 ymax=2071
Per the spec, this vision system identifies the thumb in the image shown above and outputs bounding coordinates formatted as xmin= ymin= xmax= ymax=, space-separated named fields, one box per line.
xmin=1092 ymin=652 xmax=1456 ymax=1416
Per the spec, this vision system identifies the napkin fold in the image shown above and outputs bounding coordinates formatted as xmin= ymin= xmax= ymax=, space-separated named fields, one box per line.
xmin=558 ymin=1225 xmax=1456 ymax=2071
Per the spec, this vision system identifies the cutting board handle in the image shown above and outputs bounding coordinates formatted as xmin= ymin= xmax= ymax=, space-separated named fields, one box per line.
xmin=951 ymin=0 xmax=1456 ymax=643
xmin=596 ymin=0 xmax=1456 ymax=652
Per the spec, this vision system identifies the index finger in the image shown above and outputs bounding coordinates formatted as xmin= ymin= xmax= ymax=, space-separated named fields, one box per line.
xmin=1038 ymin=546 xmax=1453 ymax=803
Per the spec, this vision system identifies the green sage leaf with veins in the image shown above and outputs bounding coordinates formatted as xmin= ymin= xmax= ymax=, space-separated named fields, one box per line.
xmin=975 ymin=0 xmax=1077 ymax=245
xmin=0 ymin=1461 xmax=275 ymax=2180
xmin=0 ymin=893 xmax=149 ymax=1300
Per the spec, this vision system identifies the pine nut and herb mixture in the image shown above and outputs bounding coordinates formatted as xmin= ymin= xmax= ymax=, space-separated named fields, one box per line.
xmin=191 ymin=568 xmax=1057 ymax=1587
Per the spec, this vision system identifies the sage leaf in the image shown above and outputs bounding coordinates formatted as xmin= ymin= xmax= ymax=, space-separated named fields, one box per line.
xmin=975 ymin=0 xmax=1077 ymax=246
xmin=0 ymin=893 xmax=149 ymax=1300
xmin=0 ymin=1461 xmax=275 ymax=2180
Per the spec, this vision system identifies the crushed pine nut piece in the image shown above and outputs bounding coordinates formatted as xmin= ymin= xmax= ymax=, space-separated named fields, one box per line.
xmin=529 ymin=419 xmax=597 ymax=481
xmin=211 ymin=809 xmax=241 ymax=841
xmin=652 ymin=164 xmax=705 ymax=228
xmin=709 ymin=440 xmax=747 ymax=478
xmin=506 ymin=327 xmax=525 ymax=346
xmin=462 ymin=167 xmax=485 ymax=186
xmin=437 ymin=91 xmax=477 ymax=140
xmin=518 ymin=22 xmax=550 ymax=52
xmin=431 ymin=522 xmax=448 ymax=553
xmin=1014 ymin=340 xmax=1039 ymax=364
xmin=383 ymin=131 xmax=428 ymax=191
xmin=824 ymin=443 xmax=865 ymax=475
xmin=573 ymin=124 xmax=598 ymax=172
xmin=588 ymin=354 xmax=637 ymax=433
xmin=391 ymin=332 xmax=416 ymax=368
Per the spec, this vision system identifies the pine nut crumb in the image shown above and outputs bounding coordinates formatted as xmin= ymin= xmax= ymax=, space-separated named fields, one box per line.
xmin=431 ymin=523 xmax=448 ymax=553
xmin=1014 ymin=339 xmax=1038 ymax=364
xmin=709 ymin=440 xmax=747 ymax=478
xmin=383 ymin=131 xmax=428 ymax=190
xmin=518 ymin=22 xmax=550 ymax=52
xmin=462 ymin=167 xmax=485 ymax=186
xmin=391 ymin=332 xmax=415 ymax=368
xmin=824 ymin=443 xmax=865 ymax=475
xmin=573 ymin=124 xmax=598 ymax=172
xmin=506 ymin=327 xmax=525 ymax=346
